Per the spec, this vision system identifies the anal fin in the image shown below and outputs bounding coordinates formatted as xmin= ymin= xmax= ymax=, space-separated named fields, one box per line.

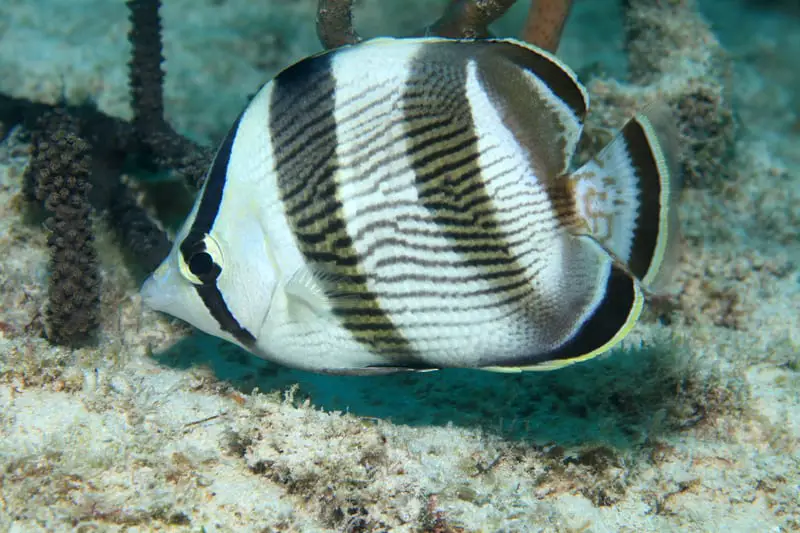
xmin=481 ymin=238 xmax=645 ymax=373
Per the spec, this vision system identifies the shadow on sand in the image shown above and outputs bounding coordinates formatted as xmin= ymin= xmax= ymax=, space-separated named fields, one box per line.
xmin=153 ymin=330 xmax=691 ymax=449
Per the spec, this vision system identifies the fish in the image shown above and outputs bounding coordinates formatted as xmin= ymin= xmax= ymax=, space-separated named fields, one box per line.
xmin=140 ymin=36 xmax=681 ymax=375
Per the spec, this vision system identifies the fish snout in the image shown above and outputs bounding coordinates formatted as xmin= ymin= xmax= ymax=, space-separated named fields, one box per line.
xmin=140 ymin=261 xmax=179 ymax=312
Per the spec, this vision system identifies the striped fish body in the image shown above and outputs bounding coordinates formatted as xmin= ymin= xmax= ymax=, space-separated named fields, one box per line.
xmin=141 ymin=37 xmax=680 ymax=375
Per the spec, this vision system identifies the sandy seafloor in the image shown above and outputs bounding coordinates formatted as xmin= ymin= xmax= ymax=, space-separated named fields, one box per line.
xmin=0 ymin=0 xmax=798 ymax=531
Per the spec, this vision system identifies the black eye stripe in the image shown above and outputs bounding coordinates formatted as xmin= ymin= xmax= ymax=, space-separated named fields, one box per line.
xmin=180 ymin=230 xmax=208 ymax=261
xmin=195 ymin=284 xmax=256 ymax=348
xmin=179 ymin=111 xmax=256 ymax=348
xmin=178 ymin=231 xmax=255 ymax=347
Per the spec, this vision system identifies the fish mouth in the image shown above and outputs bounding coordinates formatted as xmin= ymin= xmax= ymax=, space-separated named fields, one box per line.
xmin=140 ymin=262 xmax=178 ymax=312
xmin=140 ymin=276 xmax=160 ymax=310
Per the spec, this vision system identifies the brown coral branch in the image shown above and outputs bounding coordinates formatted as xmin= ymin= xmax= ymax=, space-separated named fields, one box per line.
xmin=425 ymin=0 xmax=517 ymax=39
xmin=21 ymin=105 xmax=173 ymax=343
xmin=106 ymin=177 xmax=172 ymax=273
xmin=521 ymin=0 xmax=574 ymax=52
xmin=7 ymin=94 xmax=177 ymax=272
xmin=26 ymin=110 xmax=101 ymax=345
xmin=316 ymin=0 xmax=362 ymax=50
xmin=139 ymin=125 xmax=213 ymax=190
xmin=126 ymin=0 xmax=212 ymax=188
xmin=127 ymin=0 xmax=166 ymax=134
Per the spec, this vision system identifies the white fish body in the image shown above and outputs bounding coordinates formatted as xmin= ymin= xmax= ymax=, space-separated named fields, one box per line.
xmin=141 ymin=37 xmax=680 ymax=375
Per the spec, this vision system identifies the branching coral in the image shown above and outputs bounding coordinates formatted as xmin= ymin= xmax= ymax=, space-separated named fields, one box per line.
xmin=25 ymin=110 xmax=100 ymax=344
xmin=316 ymin=0 xmax=363 ymax=49
xmin=128 ymin=0 xmax=167 ymax=136
xmin=316 ymin=0 xmax=574 ymax=50
xmin=127 ymin=0 xmax=212 ymax=189
xmin=8 ymin=0 xmax=211 ymax=345
xmin=424 ymin=0 xmax=517 ymax=39
xmin=521 ymin=0 xmax=574 ymax=52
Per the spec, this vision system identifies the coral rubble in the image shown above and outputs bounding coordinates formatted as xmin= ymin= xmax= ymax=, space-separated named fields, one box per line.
xmin=586 ymin=0 xmax=736 ymax=188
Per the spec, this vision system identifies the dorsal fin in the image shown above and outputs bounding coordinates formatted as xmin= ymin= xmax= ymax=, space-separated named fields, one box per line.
xmin=470 ymin=38 xmax=589 ymax=179
xmin=482 ymin=38 xmax=588 ymax=120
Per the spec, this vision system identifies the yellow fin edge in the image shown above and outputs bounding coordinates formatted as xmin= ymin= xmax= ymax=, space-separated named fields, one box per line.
xmin=481 ymin=282 xmax=646 ymax=373
xmin=636 ymin=113 xmax=673 ymax=289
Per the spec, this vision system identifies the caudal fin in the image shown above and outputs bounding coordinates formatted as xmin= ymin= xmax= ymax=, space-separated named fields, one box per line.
xmin=567 ymin=106 xmax=681 ymax=292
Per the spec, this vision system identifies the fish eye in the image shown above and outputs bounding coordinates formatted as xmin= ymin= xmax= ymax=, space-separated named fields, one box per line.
xmin=178 ymin=231 xmax=224 ymax=285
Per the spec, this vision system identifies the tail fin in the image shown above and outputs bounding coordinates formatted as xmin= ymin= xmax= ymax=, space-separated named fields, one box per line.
xmin=567 ymin=106 xmax=681 ymax=293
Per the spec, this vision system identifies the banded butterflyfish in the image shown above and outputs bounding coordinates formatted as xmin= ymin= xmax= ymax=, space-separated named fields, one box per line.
xmin=141 ymin=37 xmax=681 ymax=375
